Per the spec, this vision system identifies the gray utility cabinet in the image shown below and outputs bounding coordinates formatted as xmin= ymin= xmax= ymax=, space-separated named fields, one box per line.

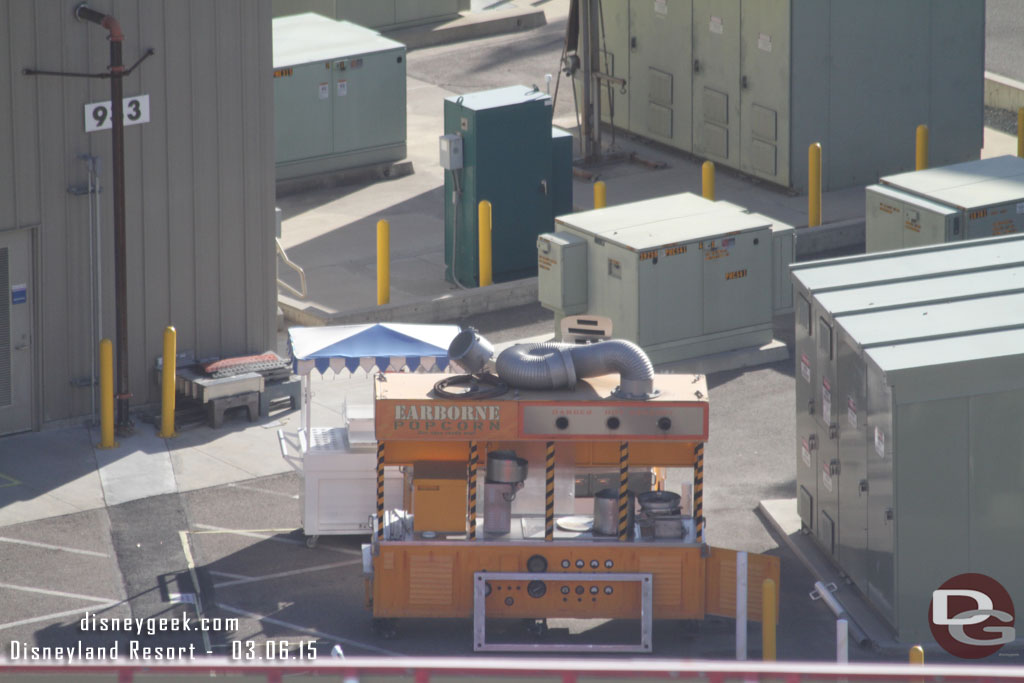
xmin=790 ymin=233 xmax=1024 ymax=642
xmin=538 ymin=193 xmax=794 ymax=363
xmin=587 ymin=0 xmax=982 ymax=192
xmin=273 ymin=13 xmax=406 ymax=181
xmin=866 ymin=155 xmax=1024 ymax=253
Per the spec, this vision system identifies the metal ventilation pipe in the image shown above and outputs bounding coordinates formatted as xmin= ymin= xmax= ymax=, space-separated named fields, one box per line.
xmin=495 ymin=339 xmax=656 ymax=399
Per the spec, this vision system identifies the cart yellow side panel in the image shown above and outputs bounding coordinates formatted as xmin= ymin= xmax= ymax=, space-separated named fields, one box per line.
xmin=373 ymin=543 xmax=706 ymax=620
xmin=704 ymin=546 xmax=780 ymax=623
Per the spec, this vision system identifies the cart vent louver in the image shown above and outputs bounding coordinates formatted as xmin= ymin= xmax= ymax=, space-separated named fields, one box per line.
xmin=408 ymin=554 xmax=455 ymax=606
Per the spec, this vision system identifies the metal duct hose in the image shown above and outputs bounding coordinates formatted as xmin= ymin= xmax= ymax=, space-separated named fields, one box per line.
xmin=495 ymin=339 xmax=656 ymax=399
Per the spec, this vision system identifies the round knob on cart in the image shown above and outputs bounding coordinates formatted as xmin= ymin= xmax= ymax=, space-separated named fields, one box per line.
xmin=526 ymin=554 xmax=548 ymax=573
xmin=657 ymin=417 xmax=672 ymax=431
xmin=555 ymin=417 xmax=569 ymax=430
xmin=606 ymin=417 xmax=620 ymax=430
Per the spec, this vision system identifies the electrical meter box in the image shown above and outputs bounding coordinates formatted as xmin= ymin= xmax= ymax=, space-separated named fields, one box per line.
xmin=866 ymin=156 xmax=1024 ymax=252
xmin=538 ymin=232 xmax=588 ymax=315
xmin=443 ymin=87 xmax=572 ymax=286
xmin=273 ymin=14 xmax=406 ymax=181
xmin=790 ymin=233 xmax=1024 ymax=642
xmin=541 ymin=193 xmax=794 ymax=363
xmin=438 ymin=134 xmax=463 ymax=170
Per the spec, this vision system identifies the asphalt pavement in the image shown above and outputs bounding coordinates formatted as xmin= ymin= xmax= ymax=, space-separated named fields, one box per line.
xmin=987 ymin=0 xmax=1024 ymax=82
xmin=2 ymin=0 xmax=1024 ymax=668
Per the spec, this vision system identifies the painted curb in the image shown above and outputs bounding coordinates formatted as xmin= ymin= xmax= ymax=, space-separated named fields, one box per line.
xmin=985 ymin=71 xmax=1024 ymax=113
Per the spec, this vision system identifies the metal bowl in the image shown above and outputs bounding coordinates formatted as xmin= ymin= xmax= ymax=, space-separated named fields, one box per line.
xmin=637 ymin=490 xmax=682 ymax=513
xmin=486 ymin=450 xmax=528 ymax=483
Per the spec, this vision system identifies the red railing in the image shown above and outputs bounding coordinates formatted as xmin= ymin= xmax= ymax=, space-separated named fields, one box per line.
xmin=2 ymin=657 xmax=1024 ymax=682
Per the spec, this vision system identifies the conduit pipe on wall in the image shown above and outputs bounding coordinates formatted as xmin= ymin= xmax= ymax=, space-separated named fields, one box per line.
xmin=75 ymin=3 xmax=132 ymax=433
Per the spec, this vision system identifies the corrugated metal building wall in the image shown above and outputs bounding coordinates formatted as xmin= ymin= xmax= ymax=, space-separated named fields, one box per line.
xmin=0 ymin=0 xmax=276 ymax=432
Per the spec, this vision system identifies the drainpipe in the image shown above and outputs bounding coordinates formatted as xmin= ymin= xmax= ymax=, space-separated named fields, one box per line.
xmin=75 ymin=4 xmax=132 ymax=434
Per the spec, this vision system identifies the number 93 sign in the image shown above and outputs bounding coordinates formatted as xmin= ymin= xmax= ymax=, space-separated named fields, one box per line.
xmin=84 ymin=94 xmax=150 ymax=133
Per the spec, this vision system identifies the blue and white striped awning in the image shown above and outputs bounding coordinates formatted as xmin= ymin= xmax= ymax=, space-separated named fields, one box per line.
xmin=288 ymin=323 xmax=461 ymax=376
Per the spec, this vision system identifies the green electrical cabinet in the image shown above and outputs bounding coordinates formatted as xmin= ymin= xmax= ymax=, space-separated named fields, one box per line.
xmin=790 ymin=233 xmax=1024 ymax=641
xmin=583 ymin=0 xmax=983 ymax=192
xmin=444 ymin=86 xmax=572 ymax=286
xmin=273 ymin=13 xmax=406 ymax=181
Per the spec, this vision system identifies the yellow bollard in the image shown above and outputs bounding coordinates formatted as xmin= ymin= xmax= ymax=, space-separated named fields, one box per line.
xmin=808 ymin=142 xmax=822 ymax=227
xmin=916 ymin=124 xmax=929 ymax=171
xmin=99 ymin=339 xmax=116 ymax=449
xmin=376 ymin=219 xmax=389 ymax=305
xmin=702 ymin=161 xmax=715 ymax=201
xmin=762 ymin=578 xmax=777 ymax=661
xmin=478 ymin=200 xmax=493 ymax=287
xmin=909 ymin=643 xmax=924 ymax=683
xmin=1018 ymin=108 xmax=1023 ymax=158
xmin=159 ymin=326 xmax=177 ymax=438
xmin=593 ymin=181 xmax=607 ymax=209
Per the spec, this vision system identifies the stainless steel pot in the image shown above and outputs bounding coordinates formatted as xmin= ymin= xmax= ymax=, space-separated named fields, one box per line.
xmin=486 ymin=450 xmax=528 ymax=484
xmin=637 ymin=490 xmax=681 ymax=513
xmin=593 ymin=487 xmax=634 ymax=536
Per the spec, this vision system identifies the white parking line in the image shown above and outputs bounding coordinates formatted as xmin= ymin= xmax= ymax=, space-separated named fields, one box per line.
xmin=191 ymin=524 xmax=361 ymax=556
xmin=216 ymin=603 xmax=401 ymax=656
xmin=178 ymin=531 xmax=213 ymax=654
xmin=226 ymin=483 xmax=299 ymax=500
xmin=209 ymin=570 xmax=252 ymax=580
xmin=213 ymin=559 xmax=361 ymax=589
xmin=0 ymin=582 xmax=120 ymax=603
xmin=0 ymin=536 xmax=109 ymax=558
xmin=0 ymin=601 xmax=121 ymax=632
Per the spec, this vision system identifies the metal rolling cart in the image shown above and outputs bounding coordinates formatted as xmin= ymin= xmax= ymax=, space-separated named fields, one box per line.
xmin=363 ymin=329 xmax=779 ymax=651
xmin=279 ymin=323 xmax=460 ymax=546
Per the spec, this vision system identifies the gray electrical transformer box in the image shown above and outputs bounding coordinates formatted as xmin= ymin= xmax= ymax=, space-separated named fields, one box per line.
xmin=537 ymin=232 xmax=588 ymax=315
xmin=273 ymin=14 xmax=406 ymax=181
xmin=790 ymin=233 xmax=1024 ymax=642
xmin=538 ymin=193 xmax=794 ymax=363
xmin=582 ymin=0 xmax=983 ymax=192
xmin=866 ymin=155 xmax=1024 ymax=253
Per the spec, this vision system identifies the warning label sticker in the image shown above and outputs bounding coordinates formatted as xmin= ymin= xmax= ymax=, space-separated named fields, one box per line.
xmin=822 ymin=378 xmax=832 ymax=420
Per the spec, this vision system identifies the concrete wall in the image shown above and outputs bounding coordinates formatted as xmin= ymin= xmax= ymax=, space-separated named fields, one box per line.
xmin=0 ymin=0 xmax=277 ymax=428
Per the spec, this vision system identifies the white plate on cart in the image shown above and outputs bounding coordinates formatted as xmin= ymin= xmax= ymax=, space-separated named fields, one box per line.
xmin=556 ymin=515 xmax=594 ymax=532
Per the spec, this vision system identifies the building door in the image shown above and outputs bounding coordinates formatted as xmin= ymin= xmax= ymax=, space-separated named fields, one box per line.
xmin=0 ymin=229 xmax=33 ymax=436
xmin=692 ymin=0 xmax=740 ymax=166
xmin=814 ymin=315 xmax=839 ymax=558
xmin=837 ymin=336 xmax=868 ymax=592
xmin=627 ymin=0 xmax=693 ymax=150
xmin=739 ymin=0 xmax=789 ymax=185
